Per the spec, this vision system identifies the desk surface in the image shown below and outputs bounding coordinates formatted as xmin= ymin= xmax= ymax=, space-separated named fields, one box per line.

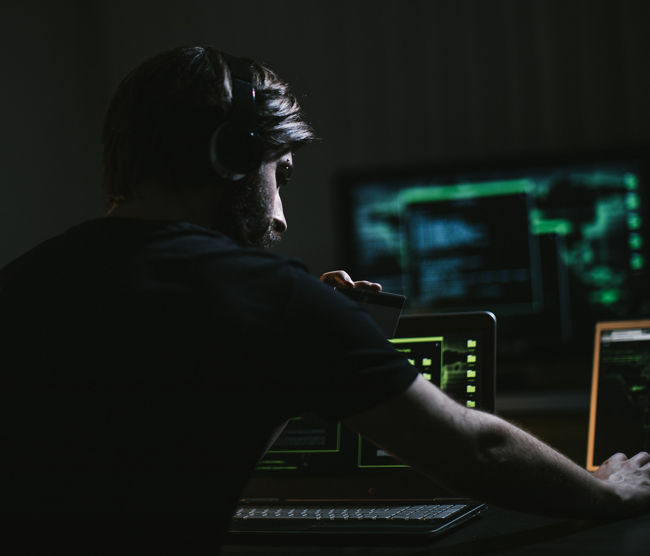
xmin=221 ymin=507 xmax=650 ymax=555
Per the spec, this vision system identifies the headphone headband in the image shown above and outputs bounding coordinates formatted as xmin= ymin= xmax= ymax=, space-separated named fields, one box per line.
xmin=222 ymin=54 xmax=256 ymax=128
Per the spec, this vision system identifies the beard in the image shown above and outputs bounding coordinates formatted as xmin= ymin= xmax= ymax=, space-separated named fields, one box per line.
xmin=213 ymin=177 xmax=282 ymax=248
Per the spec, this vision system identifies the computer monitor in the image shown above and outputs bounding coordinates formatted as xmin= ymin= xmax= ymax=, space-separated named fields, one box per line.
xmin=243 ymin=311 xmax=496 ymax=499
xmin=334 ymin=148 xmax=650 ymax=391
xmin=586 ymin=319 xmax=650 ymax=471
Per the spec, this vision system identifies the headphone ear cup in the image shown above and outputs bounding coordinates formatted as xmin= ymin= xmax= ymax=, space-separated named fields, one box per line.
xmin=210 ymin=122 xmax=264 ymax=181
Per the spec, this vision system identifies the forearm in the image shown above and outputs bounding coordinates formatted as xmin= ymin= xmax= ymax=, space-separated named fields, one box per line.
xmin=346 ymin=374 xmax=650 ymax=520
xmin=449 ymin=412 xmax=620 ymax=519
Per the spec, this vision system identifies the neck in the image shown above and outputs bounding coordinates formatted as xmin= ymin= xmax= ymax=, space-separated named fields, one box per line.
xmin=106 ymin=183 xmax=220 ymax=229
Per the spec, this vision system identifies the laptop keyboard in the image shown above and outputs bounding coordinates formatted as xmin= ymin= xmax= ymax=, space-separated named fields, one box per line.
xmin=233 ymin=503 xmax=468 ymax=522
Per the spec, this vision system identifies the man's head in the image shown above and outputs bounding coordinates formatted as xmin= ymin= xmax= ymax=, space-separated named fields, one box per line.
xmin=101 ymin=45 xmax=314 ymax=247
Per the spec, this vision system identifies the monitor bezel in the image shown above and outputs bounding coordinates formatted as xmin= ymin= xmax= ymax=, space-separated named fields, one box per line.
xmin=586 ymin=318 xmax=650 ymax=471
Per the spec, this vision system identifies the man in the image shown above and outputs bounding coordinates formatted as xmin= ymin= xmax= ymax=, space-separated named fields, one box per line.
xmin=1 ymin=45 xmax=649 ymax=552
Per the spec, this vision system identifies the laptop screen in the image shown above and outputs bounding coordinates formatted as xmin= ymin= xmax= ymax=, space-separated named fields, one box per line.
xmin=586 ymin=320 xmax=650 ymax=471
xmin=242 ymin=311 xmax=496 ymax=499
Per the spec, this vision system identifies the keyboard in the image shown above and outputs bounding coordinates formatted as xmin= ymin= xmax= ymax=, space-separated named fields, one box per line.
xmin=233 ymin=502 xmax=469 ymax=522
xmin=227 ymin=500 xmax=486 ymax=544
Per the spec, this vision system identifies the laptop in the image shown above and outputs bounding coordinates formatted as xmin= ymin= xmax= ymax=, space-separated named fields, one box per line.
xmin=586 ymin=319 xmax=650 ymax=471
xmin=226 ymin=299 xmax=497 ymax=545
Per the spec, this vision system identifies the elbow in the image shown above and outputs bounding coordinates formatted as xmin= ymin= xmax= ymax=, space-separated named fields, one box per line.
xmin=427 ymin=414 xmax=511 ymax=497
xmin=473 ymin=417 xmax=511 ymax=469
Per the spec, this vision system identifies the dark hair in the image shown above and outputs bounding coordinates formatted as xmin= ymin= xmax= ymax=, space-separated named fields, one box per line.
xmin=101 ymin=45 xmax=315 ymax=208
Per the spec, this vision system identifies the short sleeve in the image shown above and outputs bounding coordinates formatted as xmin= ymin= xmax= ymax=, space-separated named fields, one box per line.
xmin=276 ymin=267 xmax=420 ymax=420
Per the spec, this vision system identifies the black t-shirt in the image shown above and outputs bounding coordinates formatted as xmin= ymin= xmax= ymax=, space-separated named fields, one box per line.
xmin=0 ymin=218 xmax=418 ymax=549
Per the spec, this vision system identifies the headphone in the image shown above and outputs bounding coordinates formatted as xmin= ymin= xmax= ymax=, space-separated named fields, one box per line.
xmin=209 ymin=53 xmax=264 ymax=181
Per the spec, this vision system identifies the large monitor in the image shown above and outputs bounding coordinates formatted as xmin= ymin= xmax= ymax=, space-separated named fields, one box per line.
xmin=334 ymin=148 xmax=650 ymax=393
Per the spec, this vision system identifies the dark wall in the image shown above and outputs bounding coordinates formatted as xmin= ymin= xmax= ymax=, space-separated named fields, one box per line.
xmin=2 ymin=0 xmax=649 ymax=277
xmin=0 ymin=1 xmax=107 ymax=266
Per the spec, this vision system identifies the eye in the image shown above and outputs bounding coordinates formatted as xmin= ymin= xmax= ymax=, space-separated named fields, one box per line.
xmin=276 ymin=161 xmax=293 ymax=187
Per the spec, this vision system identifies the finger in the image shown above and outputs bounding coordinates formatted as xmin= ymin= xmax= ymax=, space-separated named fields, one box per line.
xmin=352 ymin=280 xmax=382 ymax=291
xmin=601 ymin=452 xmax=628 ymax=467
xmin=320 ymin=270 xmax=353 ymax=288
xmin=629 ymin=451 xmax=650 ymax=466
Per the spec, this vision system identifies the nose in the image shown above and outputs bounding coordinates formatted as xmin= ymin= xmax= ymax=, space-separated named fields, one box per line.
xmin=273 ymin=195 xmax=287 ymax=233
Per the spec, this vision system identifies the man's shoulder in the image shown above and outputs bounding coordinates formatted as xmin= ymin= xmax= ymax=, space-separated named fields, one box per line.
xmin=175 ymin=228 xmax=309 ymax=276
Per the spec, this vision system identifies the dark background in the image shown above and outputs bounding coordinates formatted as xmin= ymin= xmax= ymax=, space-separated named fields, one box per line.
xmin=2 ymin=0 xmax=649 ymax=463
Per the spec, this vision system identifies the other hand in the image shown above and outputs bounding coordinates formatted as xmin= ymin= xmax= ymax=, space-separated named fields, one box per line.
xmin=594 ymin=451 xmax=650 ymax=515
xmin=320 ymin=270 xmax=382 ymax=292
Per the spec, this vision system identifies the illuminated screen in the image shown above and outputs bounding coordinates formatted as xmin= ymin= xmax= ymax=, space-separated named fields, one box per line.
xmin=335 ymin=149 xmax=650 ymax=384
xmin=256 ymin=325 xmax=489 ymax=476
xmin=587 ymin=321 xmax=650 ymax=470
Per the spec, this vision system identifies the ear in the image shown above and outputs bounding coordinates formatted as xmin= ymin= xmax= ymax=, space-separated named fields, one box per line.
xmin=209 ymin=122 xmax=264 ymax=182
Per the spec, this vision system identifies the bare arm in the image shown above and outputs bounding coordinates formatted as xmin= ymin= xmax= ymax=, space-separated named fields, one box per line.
xmin=344 ymin=374 xmax=650 ymax=519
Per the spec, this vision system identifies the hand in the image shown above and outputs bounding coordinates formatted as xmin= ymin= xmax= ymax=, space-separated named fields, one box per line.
xmin=593 ymin=452 xmax=650 ymax=515
xmin=320 ymin=270 xmax=382 ymax=291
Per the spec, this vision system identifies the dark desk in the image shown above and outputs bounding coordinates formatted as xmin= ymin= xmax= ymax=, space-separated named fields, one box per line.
xmin=221 ymin=507 xmax=650 ymax=555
